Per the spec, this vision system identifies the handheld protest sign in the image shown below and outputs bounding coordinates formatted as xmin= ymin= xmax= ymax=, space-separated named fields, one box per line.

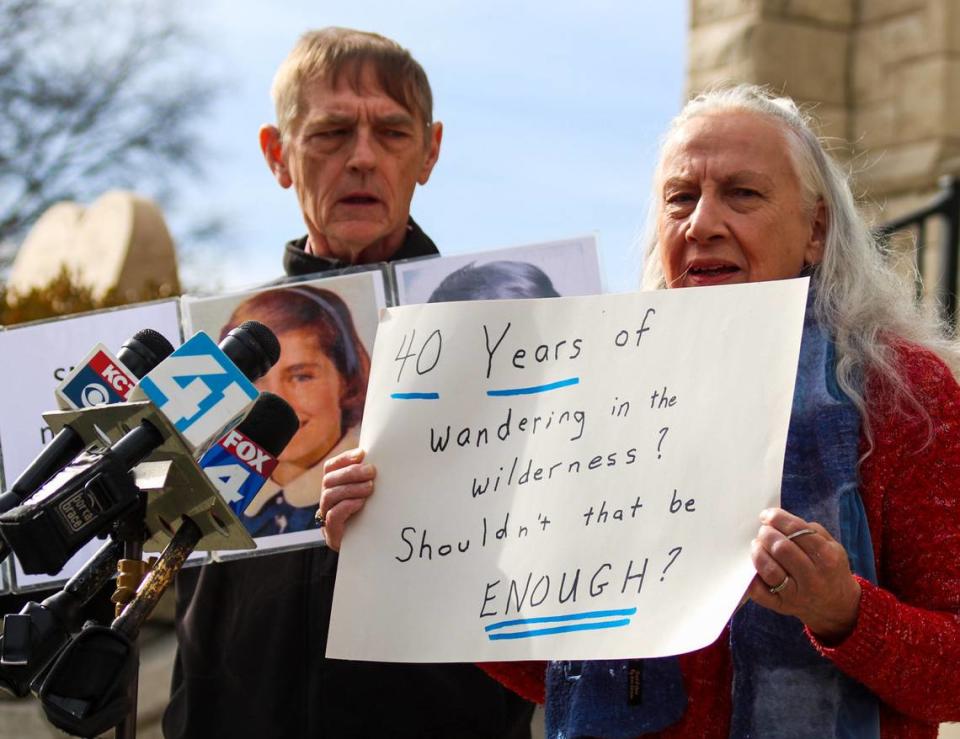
xmin=327 ymin=279 xmax=808 ymax=663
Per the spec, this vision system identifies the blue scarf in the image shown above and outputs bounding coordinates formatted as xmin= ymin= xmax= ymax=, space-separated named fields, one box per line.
xmin=546 ymin=289 xmax=880 ymax=738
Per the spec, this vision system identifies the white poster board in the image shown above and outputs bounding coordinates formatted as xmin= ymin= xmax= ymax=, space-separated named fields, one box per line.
xmin=0 ymin=301 xmax=183 ymax=591
xmin=328 ymin=279 xmax=808 ymax=662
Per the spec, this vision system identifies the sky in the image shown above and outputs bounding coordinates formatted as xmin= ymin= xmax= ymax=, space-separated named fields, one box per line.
xmin=177 ymin=2 xmax=688 ymax=295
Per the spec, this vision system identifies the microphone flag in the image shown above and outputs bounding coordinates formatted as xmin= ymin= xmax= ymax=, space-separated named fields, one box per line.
xmin=55 ymin=345 xmax=137 ymax=410
xmin=199 ymin=429 xmax=278 ymax=513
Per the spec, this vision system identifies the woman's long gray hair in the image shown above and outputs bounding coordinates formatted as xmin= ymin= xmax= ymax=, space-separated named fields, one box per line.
xmin=641 ymin=84 xmax=959 ymax=444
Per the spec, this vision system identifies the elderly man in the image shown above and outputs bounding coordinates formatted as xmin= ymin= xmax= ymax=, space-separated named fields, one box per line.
xmin=164 ymin=28 xmax=533 ymax=739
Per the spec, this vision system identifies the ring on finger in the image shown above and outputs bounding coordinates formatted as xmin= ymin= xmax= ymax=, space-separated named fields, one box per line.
xmin=769 ymin=575 xmax=790 ymax=594
xmin=786 ymin=528 xmax=815 ymax=542
xmin=316 ymin=512 xmax=326 ymax=528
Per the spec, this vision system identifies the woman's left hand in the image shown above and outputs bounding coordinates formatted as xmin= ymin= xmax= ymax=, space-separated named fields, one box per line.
xmin=747 ymin=507 xmax=862 ymax=644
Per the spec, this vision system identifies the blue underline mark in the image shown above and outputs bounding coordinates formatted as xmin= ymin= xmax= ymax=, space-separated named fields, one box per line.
xmin=484 ymin=607 xmax=637 ymax=632
xmin=487 ymin=619 xmax=631 ymax=640
xmin=391 ymin=392 xmax=440 ymax=400
xmin=486 ymin=376 xmax=579 ymax=397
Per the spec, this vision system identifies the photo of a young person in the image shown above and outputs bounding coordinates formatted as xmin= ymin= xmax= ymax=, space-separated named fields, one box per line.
xmin=220 ymin=285 xmax=371 ymax=536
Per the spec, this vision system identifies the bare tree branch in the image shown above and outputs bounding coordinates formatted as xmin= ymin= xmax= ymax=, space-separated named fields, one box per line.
xmin=0 ymin=0 xmax=219 ymax=263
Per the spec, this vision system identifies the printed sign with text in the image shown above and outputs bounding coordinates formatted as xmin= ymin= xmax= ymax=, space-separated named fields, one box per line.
xmin=327 ymin=279 xmax=808 ymax=662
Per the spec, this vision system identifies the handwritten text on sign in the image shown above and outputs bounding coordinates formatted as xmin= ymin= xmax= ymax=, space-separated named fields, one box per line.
xmin=328 ymin=280 xmax=808 ymax=662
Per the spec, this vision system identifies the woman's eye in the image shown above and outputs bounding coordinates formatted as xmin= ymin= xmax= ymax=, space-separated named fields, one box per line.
xmin=666 ymin=192 xmax=695 ymax=206
xmin=731 ymin=187 xmax=760 ymax=198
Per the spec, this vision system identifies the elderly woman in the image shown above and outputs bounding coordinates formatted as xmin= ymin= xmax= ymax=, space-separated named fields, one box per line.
xmin=320 ymin=85 xmax=960 ymax=738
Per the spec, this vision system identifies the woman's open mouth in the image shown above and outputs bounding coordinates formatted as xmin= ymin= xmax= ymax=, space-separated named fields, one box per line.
xmin=690 ymin=264 xmax=738 ymax=276
xmin=686 ymin=263 xmax=742 ymax=285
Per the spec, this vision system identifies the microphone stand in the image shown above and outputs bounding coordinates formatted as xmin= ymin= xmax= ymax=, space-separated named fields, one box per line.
xmin=26 ymin=493 xmax=152 ymax=739
xmin=111 ymin=497 xmax=149 ymax=739
xmin=34 ymin=509 xmax=203 ymax=739
xmin=93 ymin=501 xmax=205 ymax=739
xmin=112 ymin=516 xmax=203 ymax=739
xmin=113 ymin=516 xmax=201 ymax=640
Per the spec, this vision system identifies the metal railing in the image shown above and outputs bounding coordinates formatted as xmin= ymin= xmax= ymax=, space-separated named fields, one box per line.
xmin=876 ymin=175 xmax=960 ymax=331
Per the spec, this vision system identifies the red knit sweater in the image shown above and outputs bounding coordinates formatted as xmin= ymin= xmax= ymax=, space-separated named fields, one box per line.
xmin=480 ymin=346 xmax=960 ymax=738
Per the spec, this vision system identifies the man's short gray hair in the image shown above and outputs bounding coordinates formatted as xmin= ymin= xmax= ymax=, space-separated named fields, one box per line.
xmin=271 ymin=27 xmax=433 ymax=140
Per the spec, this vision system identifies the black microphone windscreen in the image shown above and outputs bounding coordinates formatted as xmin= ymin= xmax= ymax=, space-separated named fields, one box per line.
xmin=219 ymin=320 xmax=281 ymax=382
xmin=118 ymin=329 xmax=175 ymax=379
xmin=235 ymin=392 xmax=300 ymax=458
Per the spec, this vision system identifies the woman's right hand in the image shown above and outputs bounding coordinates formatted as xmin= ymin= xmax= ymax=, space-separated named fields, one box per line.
xmin=318 ymin=448 xmax=376 ymax=552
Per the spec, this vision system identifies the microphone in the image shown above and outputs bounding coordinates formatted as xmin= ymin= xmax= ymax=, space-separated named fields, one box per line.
xmin=0 ymin=330 xmax=175 ymax=564
xmin=0 ymin=322 xmax=280 ymax=575
xmin=199 ymin=392 xmax=300 ymax=517
xmin=1 ymin=329 xmax=175 ymax=510
xmin=0 ymin=539 xmax=122 ymax=697
xmin=54 ymin=328 xmax=175 ymax=411
xmin=131 ymin=320 xmax=279 ymax=454
xmin=30 ymin=394 xmax=300 ymax=737
xmin=36 ymin=623 xmax=137 ymax=738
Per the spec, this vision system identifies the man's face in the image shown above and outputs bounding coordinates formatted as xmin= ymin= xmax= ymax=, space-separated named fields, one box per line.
xmin=261 ymin=65 xmax=442 ymax=264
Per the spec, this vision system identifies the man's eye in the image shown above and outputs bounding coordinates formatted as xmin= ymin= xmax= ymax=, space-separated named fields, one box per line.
xmin=666 ymin=192 xmax=695 ymax=205
xmin=382 ymin=129 xmax=410 ymax=139
xmin=312 ymin=129 xmax=347 ymax=139
xmin=731 ymin=187 xmax=760 ymax=198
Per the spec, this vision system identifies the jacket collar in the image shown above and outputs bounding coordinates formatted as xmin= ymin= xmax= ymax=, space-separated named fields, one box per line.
xmin=282 ymin=218 xmax=439 ymax=276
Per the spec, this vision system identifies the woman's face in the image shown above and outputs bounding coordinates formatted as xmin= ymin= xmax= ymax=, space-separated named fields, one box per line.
xmin=656 ymin=110 xmax=825 ymax=288
xmin=256 ymin=327 xmax=345 ymax=470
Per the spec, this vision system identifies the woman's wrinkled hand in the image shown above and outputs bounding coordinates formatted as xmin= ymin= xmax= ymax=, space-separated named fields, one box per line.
xmin=318 ymin=448 xmax=376 ymax=552
xmin=746 ymin=507 xmax=862 ymax=644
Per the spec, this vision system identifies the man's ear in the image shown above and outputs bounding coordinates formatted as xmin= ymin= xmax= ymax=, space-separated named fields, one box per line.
xmin=804 ymin=197 xmax=827 ymax=267
xmin=417 ymin=121 xmax=443 ymax=186
xmin=259 ymin=125 xmax=292 ymax=189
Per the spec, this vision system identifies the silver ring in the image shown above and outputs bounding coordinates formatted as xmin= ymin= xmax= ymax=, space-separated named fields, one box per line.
xmin=316 ymin=513 xmax=326 ymax=528
xmin=769 ymin=575 xmax=790 ymax=594
xmin=786 ymin=528 xmax=815 ymax=541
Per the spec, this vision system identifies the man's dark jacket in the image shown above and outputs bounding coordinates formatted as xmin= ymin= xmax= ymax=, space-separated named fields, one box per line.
xmin=163 ymin=221 xmax=534 ymax=739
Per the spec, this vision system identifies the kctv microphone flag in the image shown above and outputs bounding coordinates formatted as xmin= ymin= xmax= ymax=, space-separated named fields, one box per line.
xmin=55 ymin=346 xmax=138 ymax=409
